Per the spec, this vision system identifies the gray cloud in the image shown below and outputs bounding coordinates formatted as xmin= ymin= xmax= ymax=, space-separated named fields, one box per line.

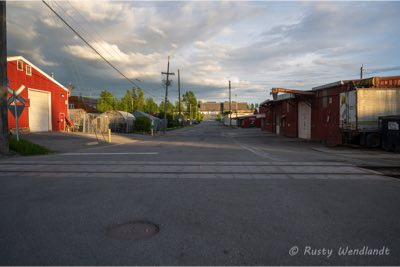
xmin=6 ymin=1 xmax=400 ymax=104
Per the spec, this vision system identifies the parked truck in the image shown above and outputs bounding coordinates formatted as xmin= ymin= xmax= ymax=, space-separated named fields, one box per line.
xmin=339 ymin=86 xmax=400 ymax=147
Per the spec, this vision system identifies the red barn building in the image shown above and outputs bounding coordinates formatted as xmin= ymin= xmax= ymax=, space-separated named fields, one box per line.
xmin=7 ymin=56 xmax=70 ymax=132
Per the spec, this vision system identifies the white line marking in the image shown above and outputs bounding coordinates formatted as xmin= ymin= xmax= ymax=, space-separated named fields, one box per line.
xmin=62 ymin=152 xmax=158 ymax=156
xmin=230 ymin=138 xmax=276 ymax=160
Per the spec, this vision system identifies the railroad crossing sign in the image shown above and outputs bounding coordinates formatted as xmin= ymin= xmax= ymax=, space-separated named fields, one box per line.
xmin=8 ymin=85 xmax=26 ymax=107
xmin=7 ymin=84 xmax=26 ymax=141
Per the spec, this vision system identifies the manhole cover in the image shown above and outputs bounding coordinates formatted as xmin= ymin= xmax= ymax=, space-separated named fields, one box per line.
xmin=106 ymin=221 xmax=159 ymax=240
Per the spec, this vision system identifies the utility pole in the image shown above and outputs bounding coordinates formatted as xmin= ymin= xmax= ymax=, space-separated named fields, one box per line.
xmin=360 ymin=64 xmax=363 ymax=80
xmin=161 ymin=56 xmax=174 ymax=134
xmin=235 ymin=94 xmax=238 ymax=119
xmin=178 ymin=69 xmax=181 ymax=116
xmin=0 ymin=2 xmax=8 ymax=154
xmin=188 ymin=103 xmax=191 ymax=120
xmin=229 ymin=80 xmax=231 ymax=126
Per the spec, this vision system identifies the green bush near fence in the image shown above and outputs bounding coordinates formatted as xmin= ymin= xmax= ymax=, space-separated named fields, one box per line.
xmin=135 ymin=116 xmax=152 ymax=132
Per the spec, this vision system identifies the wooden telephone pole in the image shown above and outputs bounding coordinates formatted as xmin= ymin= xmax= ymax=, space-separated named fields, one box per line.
xmin=0 ymin=2 xmax=8 ymax=154
xmin=178 ymin=69 xmax=181 ymax=116
xmin=161 ymin=56 xmax=174 ymax=134
xmin=360 ymin=64 xmax=364 ymax=80
xmin=229 ymin=80 xmax=231 ymax=126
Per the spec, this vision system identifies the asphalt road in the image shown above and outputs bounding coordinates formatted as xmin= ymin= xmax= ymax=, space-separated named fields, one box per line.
xmin=1 ymin=121 xmax=399 ymax=265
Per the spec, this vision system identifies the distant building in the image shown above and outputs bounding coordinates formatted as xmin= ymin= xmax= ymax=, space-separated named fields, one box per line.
xmin=199 ymin=102 xmax=222 ymax=120
xmin=69 ymin=96 xmax=98 ymax=113
xmin=199 ymin=101 xmax=253 ymax=120
xmin=222 ymin=101 xmax=252 ymax=113
xmin=199 ymin=101 xmax=222 ymax=113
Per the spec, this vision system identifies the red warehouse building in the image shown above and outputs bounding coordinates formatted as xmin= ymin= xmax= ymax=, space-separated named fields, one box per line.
xmin=259 ymin=89 xmax=314 ymax=139
xmin=269 ymin=94 xmax=298 ymax=137
xmin=259 ymin=77 xmax=400 ymax=146
xmin=7 ymin=56 xmax=70 ymax=132
xmin=237 ymin=114 xmax=257 ymax=128
xmin=311 ymin=77 xmax=400 ymax=146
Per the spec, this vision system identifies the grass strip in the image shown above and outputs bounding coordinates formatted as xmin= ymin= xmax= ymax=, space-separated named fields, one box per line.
xmin=9 ymin=138 xmax=53 ymax=156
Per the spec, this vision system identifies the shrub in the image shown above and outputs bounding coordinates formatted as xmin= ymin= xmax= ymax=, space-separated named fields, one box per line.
xmin=135 ymin=116 xmax=152 ymax=132
xmin=157 ymin=112 xmax=179 ymax=128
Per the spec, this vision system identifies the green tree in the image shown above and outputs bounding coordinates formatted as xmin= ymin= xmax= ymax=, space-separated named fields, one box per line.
xmin=157 ymin=112 xmax=178 ymax=128
xmin=119 ymin=90 xmax=133 ymax=112
xmin=175 ymin=100 xmax=184 ymax=116
xmin=136 ymin=88 xmax=145 ymax=111
xmin=182 ymin=91 xmax=199 ymax=120
xmin=144 ymin=97 xmax=158 ymax=113
xmin=131 ymin=87 xmax=138 ymax=111
xmin=97 ymin=90 xmax=118 ymax=112
xmin=159 ymin=100 xmax=175 ymax=115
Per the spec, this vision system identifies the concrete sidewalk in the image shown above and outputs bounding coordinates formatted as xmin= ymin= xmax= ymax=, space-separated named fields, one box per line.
xmin=17 ymin=131 xmax=138 ymax=153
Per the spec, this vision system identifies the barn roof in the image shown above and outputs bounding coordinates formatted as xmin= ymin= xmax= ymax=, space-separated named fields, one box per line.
xmin=7 ymin=56 xmax=70 ymax=93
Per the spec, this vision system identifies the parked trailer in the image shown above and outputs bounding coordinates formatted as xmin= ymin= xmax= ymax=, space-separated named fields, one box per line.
xmin=340 ymin=88 xmax=400 ymax=147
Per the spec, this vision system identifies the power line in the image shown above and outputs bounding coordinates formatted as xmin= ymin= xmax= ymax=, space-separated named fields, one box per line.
xmin=64 ymin=1 xmax=126 ymax=65
xmin=42 ymin=0 xmax=159 ymax=99
xmin=52 ymin=1 xmax=120 ymax=63
xmin=49 ymin=1 xmax=125 ymax=95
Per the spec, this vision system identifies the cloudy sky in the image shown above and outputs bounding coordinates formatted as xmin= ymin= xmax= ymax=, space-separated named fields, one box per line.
xmin=6 ymin=1 xmax=400 ymax=104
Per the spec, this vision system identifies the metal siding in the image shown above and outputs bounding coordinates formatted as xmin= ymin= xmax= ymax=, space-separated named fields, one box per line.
xmin=311 ymin=85 xmax=345 ymax=145
xmin=357 ymin=88 xmax=400 ymax=131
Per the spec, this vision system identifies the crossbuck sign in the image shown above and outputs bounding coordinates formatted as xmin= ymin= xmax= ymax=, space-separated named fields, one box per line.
xmin=7 ymin=85 xmax=26 ymax=141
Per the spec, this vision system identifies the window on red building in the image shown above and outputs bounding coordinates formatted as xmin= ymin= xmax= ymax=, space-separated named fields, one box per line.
xmin=26 ymin=65 xmax=32 ymax=76
xmin=17 ymin=60 xmax=23 ymax=71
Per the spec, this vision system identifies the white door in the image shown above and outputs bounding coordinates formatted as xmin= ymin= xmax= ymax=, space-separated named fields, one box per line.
xmin=28 ymin=89 xmax=51 ymax=132
xmin=298 ymin=101 xmax=311 ymax=139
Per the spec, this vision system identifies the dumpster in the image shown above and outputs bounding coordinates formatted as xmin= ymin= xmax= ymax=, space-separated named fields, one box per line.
xmin=379 ymin=116 xmax=400 ymax=152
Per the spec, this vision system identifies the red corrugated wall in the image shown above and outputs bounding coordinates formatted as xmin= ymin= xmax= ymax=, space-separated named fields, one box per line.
xmin=311 ymin=83 xmax=351 ymax=145
xmin=241 ymin=116 xmax=256 ymax=128
xmin=279 ymin=100 xmax=297 ymax=138
xmin=7 ymin=59 xmax=69 ymax=132
xmin=265 ymin=105 xmax=275 ymax=132
xmin=259 ymin=105 xmax=269 ymax=131
xmin=263 ymin=101 xmax=297 ymax=137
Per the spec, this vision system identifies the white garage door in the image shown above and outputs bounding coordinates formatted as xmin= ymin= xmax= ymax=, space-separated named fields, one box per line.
xmin=298 ymin=101 xmax=311 ymax=139
xmin=28 ymin=89 xmax=51 ymax=132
